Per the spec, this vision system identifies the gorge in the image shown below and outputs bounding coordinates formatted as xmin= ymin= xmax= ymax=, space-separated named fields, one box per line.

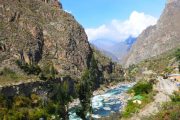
xmin=0 ymin=0 xmax=180 ymax=120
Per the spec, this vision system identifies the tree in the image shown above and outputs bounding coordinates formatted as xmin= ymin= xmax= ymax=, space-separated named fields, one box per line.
xmin=52 ymin=82 xmax=71 ymax=120
xmin=175 ymin=49 xmax=180 ymax=72
xmin=89 ymin=55 xmax=101 ymax=89
xmin=175 ymin=49 xmax=180 ymax=61
xmin=77 ymin=70 xmax=92 ymax=119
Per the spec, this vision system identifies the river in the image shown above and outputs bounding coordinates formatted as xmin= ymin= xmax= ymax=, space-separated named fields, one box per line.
xmin=69 ymin=83 xmax=135 ymax=120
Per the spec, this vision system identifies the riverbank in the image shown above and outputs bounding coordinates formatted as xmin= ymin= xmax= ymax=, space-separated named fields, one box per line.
xmin=69 ymin=82 xmax=135 ymax=120
xmin=93 ymin=81 xmax=135 ymax=96
xmin=69 ymin=81 xmax=134 ymax=109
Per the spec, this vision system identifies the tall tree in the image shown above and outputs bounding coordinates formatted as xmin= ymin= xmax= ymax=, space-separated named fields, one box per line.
xmin=89 ymin=55 xmax=101 ymax=89
xmin=53 ymin=82 xmax=70 ymax=120
xmin=77 ymin=70 xmax=92 ymax=119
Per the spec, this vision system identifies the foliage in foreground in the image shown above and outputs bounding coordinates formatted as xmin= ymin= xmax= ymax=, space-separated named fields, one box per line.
xmin=0 ymin=81 xmax=72 ymax=120
xmin=122 ymin=81 xmax=154 ymax=118
xmin=76 ymin=70 xmax=93 ymax=119
xmin=128 ymin=81 xmax=153 ymax=95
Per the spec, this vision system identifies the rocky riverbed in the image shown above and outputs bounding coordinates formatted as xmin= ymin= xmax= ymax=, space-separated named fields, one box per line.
xmin=69 ymin=82 xmax=135 ymax=120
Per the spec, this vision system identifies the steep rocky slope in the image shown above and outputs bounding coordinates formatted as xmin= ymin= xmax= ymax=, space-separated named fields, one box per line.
xmin=0 ymin=0 xmax=124 ymax=89
xmin=124 ymin=0 xmax=180 ymax=67
xmin=0 ymin=0 xmax=92 ymax=79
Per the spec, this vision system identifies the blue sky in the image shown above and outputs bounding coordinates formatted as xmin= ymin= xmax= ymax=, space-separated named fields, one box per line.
xmin=61 ymin=0 xmax=166 ymax=28
xmin=61 ymin=0 xmax=166 ymax=42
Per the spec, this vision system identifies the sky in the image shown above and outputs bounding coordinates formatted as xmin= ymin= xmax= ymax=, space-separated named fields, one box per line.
xmin=61 ymin=0 xmax=166 ymax=42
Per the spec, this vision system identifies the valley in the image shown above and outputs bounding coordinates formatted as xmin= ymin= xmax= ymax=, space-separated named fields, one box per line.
xmin=0 ymin=0 xmax=180 ymax=120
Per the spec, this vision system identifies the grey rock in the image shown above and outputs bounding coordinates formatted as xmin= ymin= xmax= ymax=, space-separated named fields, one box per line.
xmin=124 ymin=0 xmax=180 ymax=67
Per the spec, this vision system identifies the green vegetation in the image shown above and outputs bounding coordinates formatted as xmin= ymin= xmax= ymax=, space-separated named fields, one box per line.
xmin=39 ymin=61 xmax=58 ymax=80
xmin=0 ymin=94 xmax=49 ymax=120
xmin=126 ymin=48 xmax=180 ymax=82
xmin=145 ymin=48 xmax=179 ymax=73
xmin=16 ymin=60 xmax=58 ymax=81
xmin=0 ymin=67 xmax=29 ymax=84
xmin=175 ymin=48 xmax=180 ymax=72
xmin=89 ymin=55 xmax=101 ymax=89
xmin=126 ymin=64 xmax=139 ymax=81
xmin=122 ymin=81 xmax=155 ymax=118
xmin=129 ymin=81 xmax=153 ymax=95
xmin=0 ymin=67 xmax=19 ymax=80
xmin=145 ymin=91 xmax=180 ymax=120
xmin=52 ymin=82 xmax=71 ymax=119
xmin=175 ymin=48 xmax=180 ymax=61
xmin=16 ymin=60 xmax=41 ymax=75
xmin=92 ymin=46 xmax=125 ymax=84
xmin=0 ymin=55 xmax=100 ymax=119
xmin=76 ymin=70 xmax=93 ymax=119
xmin=0 ymin=81 xmax=72 ymax=120
xmin=76 ymin=56 xmax=100 ymax=119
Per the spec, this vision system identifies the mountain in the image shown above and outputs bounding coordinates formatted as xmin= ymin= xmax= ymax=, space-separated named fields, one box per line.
xmin=0 ymin=0 xmax=124 ymax=88
xmin=0 ymin=0 xmax=93 ymax=79
xmin=100 ymin=50 xmax=119 ymax=62
xmin=90 ymin=39 xmax=119 ymax=51
xmin=124 ymin=0 xmax=180 ymax=67
xmin=90 ymin=37 xmax=136 ymax=61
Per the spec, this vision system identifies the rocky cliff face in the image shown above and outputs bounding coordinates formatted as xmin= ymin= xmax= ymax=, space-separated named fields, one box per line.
xmin=124 ymin=0 xmax=180 ymax=67
xmin=0 ymin=0 xmax=92 ymax=78
xmin=92 ymin=46 xmax=125 ymax=83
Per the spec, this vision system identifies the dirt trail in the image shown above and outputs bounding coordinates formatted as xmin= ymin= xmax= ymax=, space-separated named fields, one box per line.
xmin=128 ymin=77 xmax=178 ymax=120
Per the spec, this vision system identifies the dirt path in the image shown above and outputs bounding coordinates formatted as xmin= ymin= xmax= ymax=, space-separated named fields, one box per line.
xmin=128 ymin=77 xmax=178 ymax=120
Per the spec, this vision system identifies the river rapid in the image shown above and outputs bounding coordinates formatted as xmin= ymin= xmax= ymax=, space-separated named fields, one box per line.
xmin=69 ymin=83 xmax=135 ymax=120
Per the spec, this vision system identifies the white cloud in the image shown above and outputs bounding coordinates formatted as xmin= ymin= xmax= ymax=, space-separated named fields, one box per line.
xmin=86 ymin=11 xmax=157 ymax=42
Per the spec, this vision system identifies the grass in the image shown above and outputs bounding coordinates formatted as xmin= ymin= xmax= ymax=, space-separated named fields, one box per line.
xmin=0 ymin=67 xmax=36 ymax=85
xmin=122 ymin=91 xmax=156 ymax=118
xmin=121 ymin=81 xmax=156 ymax=118
xmin=138 ymin=48 xmax=179 ymax=74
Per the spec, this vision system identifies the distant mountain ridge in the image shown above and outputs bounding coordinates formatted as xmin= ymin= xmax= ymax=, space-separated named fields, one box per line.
xmin=90 ymin=37 xmax=136 ymax=61
xmin=124 ymin=0 xmax=180 ymax=67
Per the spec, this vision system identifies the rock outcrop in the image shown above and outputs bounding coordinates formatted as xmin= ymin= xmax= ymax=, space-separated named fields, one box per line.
xmin=124 ymin=0 xmax=180 ymax=67
xmin=0 ymin=0 xmax=92 ymax=78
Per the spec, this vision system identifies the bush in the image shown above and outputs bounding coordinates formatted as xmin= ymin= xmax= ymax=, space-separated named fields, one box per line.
xmin=122 ymin=100 xmax=140 ymax=118
xmin=29 ymin=109 xmax=48 ymax=120
xmin=130 ymin=81 xmax=153 ymax=95
xmin=39 ymin=62 xmax=58 ymax=81
xmin=171 ymin=91 xmax=180 ymax=102
xmin=45 ymin=102 xmax=57 ymax=114
xmin=16 ymin=60 xmax=41 ymax=75
xmin=175 ymin=49 xmax=180 ymax=61
xmin=14 ymin=96 xmax=31 ymax=108
xmin=0 ymin=67 xmax=19 ymax=80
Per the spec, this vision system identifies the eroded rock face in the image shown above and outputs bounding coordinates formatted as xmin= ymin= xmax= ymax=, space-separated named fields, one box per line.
xmin=41 ymin=0 xmax=63 ymax=9
xmin=124 ymin=0 xmax=180 ymax=67
xmin=0 ymin=0 xmax=92 ymax=78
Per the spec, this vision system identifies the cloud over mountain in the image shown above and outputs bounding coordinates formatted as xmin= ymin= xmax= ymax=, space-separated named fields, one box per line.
xmin=86 ymin=11 xmax=157 ymax=42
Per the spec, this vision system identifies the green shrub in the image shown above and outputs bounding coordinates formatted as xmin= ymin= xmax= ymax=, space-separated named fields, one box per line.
xmin=7 ymin=109 xmax=29 ymax=120
xmin=122 ymin=100 xmax=140 ymax=118
xmin=39 ymin=62 xmax=58 ymax=81
xmin=14 ymin=96 xmax=31 ymax=108
xmin=130 ymin=81 xmax=153 ymax=95
xmin=0 ymin=68 xmax=19 ymax=80
xmin=175 ymin=48 xmax=180 ymax=61
xmin=29 ymin=109 xmax=48 ymax=120
xmin=45 ymin=102 xmax=57 ymax=114
xmin=171 ymin=92 xmax=180 ymax=102
xmin=16 ymin=60 xmax=41 ymax=75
